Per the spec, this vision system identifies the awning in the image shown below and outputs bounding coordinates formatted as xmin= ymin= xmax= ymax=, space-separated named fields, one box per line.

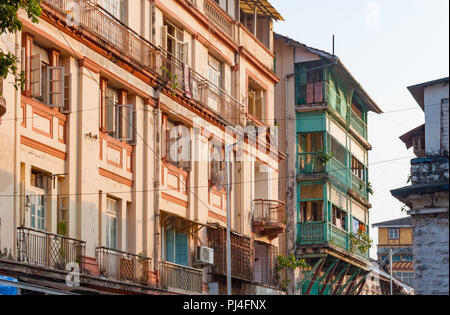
xmin=240 ymin=0 xmax=284 ymax=21
xmin=0 ymin=276 xmax=18 ymax=296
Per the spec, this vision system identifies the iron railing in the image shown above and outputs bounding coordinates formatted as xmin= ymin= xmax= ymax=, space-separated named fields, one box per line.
xmin=96 ymin=247 xmax=151 ymax=284
xmin=297 ymin=222 xmax=369 ymax=260
xmin=17 ymin=227 xmax=86 ymax=271
xmin=159 ymin=261 xmax=203 ymax=294
xmin=253 ymin=199 xmax=285 ymax=224
xmin=40 ymin=0 xmax=243 ymax=126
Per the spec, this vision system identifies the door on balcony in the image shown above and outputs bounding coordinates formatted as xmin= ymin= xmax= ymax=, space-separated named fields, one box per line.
xmin=207 ymin=54 xmax=222 ymax=112
xmin=254 ymin=242 xmax=269 ymax=284
xmin=28 ymin=170 xmax=49 ymax=232
xmin=165 ymin=228 xmax=189 ymax=267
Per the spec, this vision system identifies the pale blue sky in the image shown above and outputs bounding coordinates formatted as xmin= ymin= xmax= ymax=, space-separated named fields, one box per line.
xmin=270 ymin=0 xmax=449 ymax=258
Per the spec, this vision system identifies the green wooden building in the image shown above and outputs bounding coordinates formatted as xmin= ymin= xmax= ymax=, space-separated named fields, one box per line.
xmin=274 ymin=34 xmax=383 ymax=295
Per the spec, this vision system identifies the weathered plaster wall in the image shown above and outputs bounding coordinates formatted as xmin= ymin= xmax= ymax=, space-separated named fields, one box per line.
xmin=412 ymin=212 xmax=449 ymax=295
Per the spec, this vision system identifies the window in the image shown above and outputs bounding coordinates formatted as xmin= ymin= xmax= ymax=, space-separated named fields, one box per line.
xmin=247 ymin=78 xmax=266 ymax=121
xmin=162 ymin=21 xmax=188 ymax=63
xmin=330 ymin=136 xmax=346 ymax=166
xmin=28 ymin=43 xmax=71 ymax=110
xmin=214 ymin=0 xmax=236 ymax=19
xmin=209 ymin=139 xmax=226 ymax=188
xmin=163 ymin=118 xmax=191 ymax=171
xmin=99 ymin=0 xmax=124 ymax=21
xmin=29 ymin=170 xmax=49 ymax=232
xmin=299 ymin=184 xmax=323 ymax=223
xmin=351 ymin=156 xmax=365 ymax=181
xmin=332 ymin=205 xmax=347 ymax=231
xmin=105 ymin=197 xmax=118 ymax=250
xmin=389 ymin=228 xmax=399 ymax=240
xmin=100 ymin=80 xmax=135 ymax=143
xmin=298 ymin=132 xmax=324 ymax=154
xmin=165 ymin=228 xmax=189 ymax=267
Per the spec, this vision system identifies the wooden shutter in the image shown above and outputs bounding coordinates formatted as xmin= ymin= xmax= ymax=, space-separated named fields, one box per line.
xmin=47 ymin=66 xmax=65 ymax=108
xmin=175 ymin=233 xmax=188 ymax=267
xmin=161 ymin=25 xmax=168 ymax=51
xmin=30 ymin=54 xmax=42 ymax=97
xmin=62 ymin=73 xmax=72 ymax=113
xmin=165 ymin=229 xmax=175 ymax=263
xmin=116 ymin=104 xmax=133 ymax=141
xmin=105 ymin=96 xmax=115 ymax=133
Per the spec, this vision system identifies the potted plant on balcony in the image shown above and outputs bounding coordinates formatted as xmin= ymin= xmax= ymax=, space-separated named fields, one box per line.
xmin=350 ymin=229 xmax=373 ymax=255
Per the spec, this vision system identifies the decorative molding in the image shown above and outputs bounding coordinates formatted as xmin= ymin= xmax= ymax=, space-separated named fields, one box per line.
xmin=20 ymin=135 xmax=66 ymax=160
xmin=99 ymin=167 xmax=133 ymax=187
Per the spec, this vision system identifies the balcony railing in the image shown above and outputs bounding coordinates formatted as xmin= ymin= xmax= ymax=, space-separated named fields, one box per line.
xmin=203 ymin=0 xmax=234 ymax=38
xmin=17 ymin=227 xmax=86 ymax=271
xmin=351 ymin=173 xmax=368 ymax=199
xmin=350 ymin=111 xmax=368 ymax=139
xmin=207 ymin=227 xmax=253 ymax=281
xmin=297 ymin=222 xmax=369 ymax=260
xmin=297 ymin=153 xmax=326 ymax=175
xmin=159 ymin=261 xmax=203 ymax=294
xmin=329 ymin=156 xmax=349 ymax=187
xmin=40 ymin=0 xmax=243 ymax=126
xmin=96 ymin=247 xmax=151 ymax=284
xmin=253 ymin=199 xmax=285 ymax=224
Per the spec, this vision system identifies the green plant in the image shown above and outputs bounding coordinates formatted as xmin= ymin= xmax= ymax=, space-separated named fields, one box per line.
xmin=57 ymin=221 xmax=68 ymax=236
xmin=350 ymin=229 xmax=373 ymax=255
xmin=160 ymin=66 xmax=180 ymax=96
xmin=317 ymin=149 xmax=334 ymax=165
xmin=0 ymin=0 xmax=42 ymax=94
xmin=366 ymin=182 xmax=374 ymax=196
xmin=277 ymin=254 xmax=310 ymax=292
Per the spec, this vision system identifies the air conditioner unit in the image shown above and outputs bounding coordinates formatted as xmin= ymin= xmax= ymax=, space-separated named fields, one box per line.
xmin=196 ymin=246 xmax=214 ymax=265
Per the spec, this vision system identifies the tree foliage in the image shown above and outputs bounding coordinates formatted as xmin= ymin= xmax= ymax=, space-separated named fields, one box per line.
xmin=0 ymin=0 xmax=42 ymax=92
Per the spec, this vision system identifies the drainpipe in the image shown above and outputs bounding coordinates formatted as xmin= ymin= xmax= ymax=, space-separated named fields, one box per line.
xmin=284 ymin=72 xmax=295 ymax=294
xmin=11 ymin=32 xmax=21 ymax=259
xmin=153 ymin=86 xmax=162 ymax=274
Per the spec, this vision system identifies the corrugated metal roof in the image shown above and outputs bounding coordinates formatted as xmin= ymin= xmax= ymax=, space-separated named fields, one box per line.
xmin=240 ymin=0 xmax=284 ymax=21
xmin=372 ymin=217 xmax=412 ymax=228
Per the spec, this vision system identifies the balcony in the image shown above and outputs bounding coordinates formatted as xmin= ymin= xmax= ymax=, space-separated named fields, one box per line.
xmin=296 ymin=82 xmax=325 ymax=106
xmin=351 ymin=174 xmax=368 ymax=200
xmin=297 ymin=222 xmax=369 ymax=260
xmin=96 ymin=247 xmax=152 ymax=285
xmin=350 ymin=111 xmax=368 ymax=139
xmin=40 ymin=0 xmax=243 ymax=126
xmin=159 ymin=261 xmax=203 ymax=294
xmin=203 ymin=0 xmax=234 ymax=39
xmin=17 ymin=227 xmax=86 ymax=271
xmin=297 ymin=153 xmax=326 ymax=175
xmin=207 ymin=227 xmax=253 ymax=282
xmin=252 ymin=199 xmax=286 ymax=239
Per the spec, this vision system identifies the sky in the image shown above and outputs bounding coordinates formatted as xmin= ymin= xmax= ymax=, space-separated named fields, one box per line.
xmin=270 ymin=0 xmax=450 ymax=258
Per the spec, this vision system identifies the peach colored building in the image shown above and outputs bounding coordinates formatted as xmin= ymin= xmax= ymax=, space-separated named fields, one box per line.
xmin=0 ymin=0 xmax=285 ymax=295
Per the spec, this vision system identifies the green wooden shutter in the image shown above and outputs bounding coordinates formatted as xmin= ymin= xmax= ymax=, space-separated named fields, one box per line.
xmin=166 ymin=229 xmax=175 ymax=263
xmin=175 ymin=233 xmax=188 ymax=267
